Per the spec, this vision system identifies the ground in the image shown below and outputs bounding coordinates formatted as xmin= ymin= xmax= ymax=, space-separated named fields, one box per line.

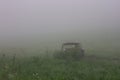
xmin=0 ymin=53 xmax=120 ymax=80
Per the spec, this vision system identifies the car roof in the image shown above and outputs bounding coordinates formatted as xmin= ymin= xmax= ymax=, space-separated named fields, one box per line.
xmin=63 ymin=42 xmax=80 ymax=45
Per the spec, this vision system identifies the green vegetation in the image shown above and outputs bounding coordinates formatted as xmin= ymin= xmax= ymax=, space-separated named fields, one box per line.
xmin=0 ymin=53 xmax=120 ymax=80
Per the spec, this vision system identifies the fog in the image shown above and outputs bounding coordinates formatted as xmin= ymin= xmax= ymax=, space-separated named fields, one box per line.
xmin=0 ymin=0 xmax=120 ymax=54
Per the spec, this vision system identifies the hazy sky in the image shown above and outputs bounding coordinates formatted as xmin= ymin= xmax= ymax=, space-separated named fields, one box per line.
xmin=0 ymin=0 xmax=120 ymax=47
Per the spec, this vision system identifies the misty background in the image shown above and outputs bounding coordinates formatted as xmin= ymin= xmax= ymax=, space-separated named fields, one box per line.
xmin=0 ymin=0 xmax=120 ymax=56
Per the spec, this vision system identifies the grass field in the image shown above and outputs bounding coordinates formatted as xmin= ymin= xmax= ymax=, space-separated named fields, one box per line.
xmin=0 ymin=50 xmax=120 ymax=80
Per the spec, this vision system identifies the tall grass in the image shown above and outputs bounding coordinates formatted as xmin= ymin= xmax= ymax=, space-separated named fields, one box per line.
xmin=0 ymin=52 xmax=120 ymax=80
